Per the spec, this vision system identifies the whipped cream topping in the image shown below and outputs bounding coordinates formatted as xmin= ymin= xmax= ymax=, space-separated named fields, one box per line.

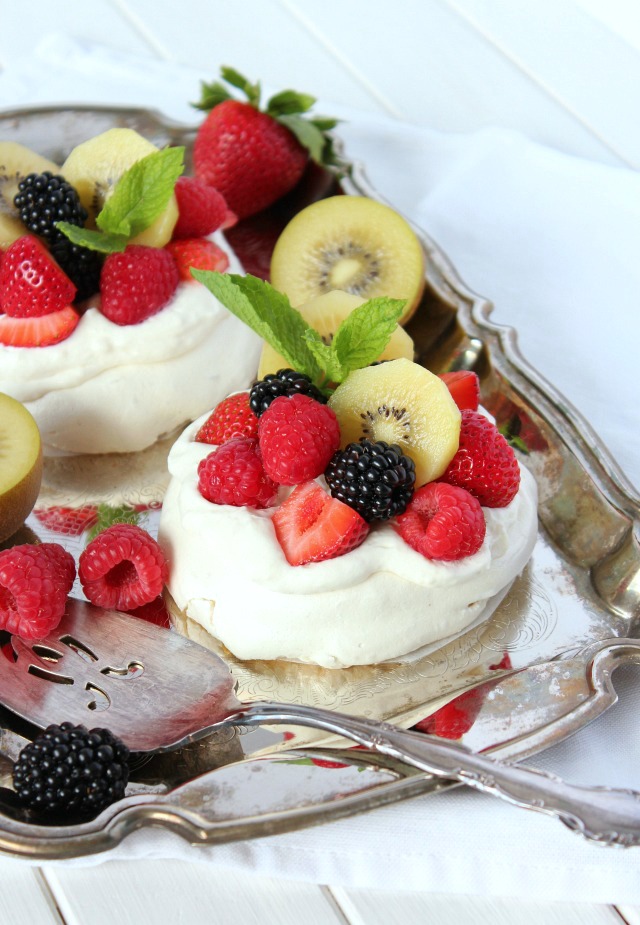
xmin=159 ymin=413 xmax=539 ymax=669
xmin=0 ymin=245 xmax=261 ymax=455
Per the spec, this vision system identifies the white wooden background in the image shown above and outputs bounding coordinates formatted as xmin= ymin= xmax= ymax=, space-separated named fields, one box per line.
xmin=1 ymin=1 xmax=639 ymax=921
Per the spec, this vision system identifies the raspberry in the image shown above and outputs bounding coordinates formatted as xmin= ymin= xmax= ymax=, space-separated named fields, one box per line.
xmin=0 ymin=543 xmax=76 ymax=639
xmin=394 ymin=482 xmax=486 ymax=561
xmin=197 ymin=436 xmax=278 ymax=508
xmin=249 ymin=368 xmax=327 ymax=416
xmin=258 ymin=394 xmax=340 ymax=485
xmin=165 ymin=237 xmax=229 ymax=282
xmin=195 ymin=392 xmax=258 ymax=445
xmin=13 ymin=722 xmax=129 ymax=819
xmin=100 ymin=245 xmax=179 ymax=325
xmin=78 ymin=523 xmax=168 ymax=611
xmin=172 ymin=176 xmax=236 ymax=238
xmin=441 ymin=410 xmax=521 ymax=508
xmin=0 ymin=235 xmax=76 ymax=317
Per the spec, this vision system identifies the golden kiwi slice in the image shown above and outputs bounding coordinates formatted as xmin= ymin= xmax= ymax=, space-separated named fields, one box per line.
xmin=328 ymin=358 xmax=461 ymax=487
xmin=270 ymin=196 xmax=425 ymax=324
xmin=62 ymin=128 xmax=178 ymax=247
xmin=0 ymin=393 xmax=43 ymax=543
xmin=257 ymin=289 xmax=415 ymax=378
xmin=0 ymin=142 xmax=61 ymax=248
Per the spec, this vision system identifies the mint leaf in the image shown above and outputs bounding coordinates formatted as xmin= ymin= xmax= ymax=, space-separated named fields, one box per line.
xmin=267 ymin=90 xmax=316 ymax=117
xmin=192 ymin=271 xmax=323 ymax=383
xmin=303 ymin=329 xmax=345 ymax=383
xmin=332 ymin=298 xmax=406 ymax=373
xmin=56 ymin=222 xmax=128 ymax=253
xmin=221 ymin=66 xmax=260 ymax=106
xmin=192 ymin=79 xmax=233 ymax=112
xmin=97 ymin=147 xmax=184 ymax=238
xmin=277 ymin=114 xmax=327 ymax=162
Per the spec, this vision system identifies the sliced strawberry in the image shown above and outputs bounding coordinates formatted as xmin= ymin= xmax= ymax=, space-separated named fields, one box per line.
xmin=165 ymin=237 xmax=230 ymax=282
xmin=33 ymin=505 xmax=99 ymax=537
xmin=173 ymin=177 xmax=237 ymax=239
xmin=0 ymin=235 xmax=76 ymax=318
xmin=412 ymin=687 xmax=485 ymax=739
xmin=272 ymin=481 xmax=369 ymax=566
xmin=0 ymin=305 xmax=80 ymax=347
xmin=439 ymin=371 xmax=480 ymax=411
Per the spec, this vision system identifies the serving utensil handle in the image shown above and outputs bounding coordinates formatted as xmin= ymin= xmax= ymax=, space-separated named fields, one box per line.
xmin=238 ymin=701 xmax=640 ymax=846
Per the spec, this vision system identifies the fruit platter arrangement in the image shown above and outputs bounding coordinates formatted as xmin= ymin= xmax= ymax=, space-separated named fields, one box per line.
xmin=0 ymin=68 xmax=638 ymax=857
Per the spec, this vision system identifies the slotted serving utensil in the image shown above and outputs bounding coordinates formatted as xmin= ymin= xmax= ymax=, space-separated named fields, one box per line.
xmin=1 ymin=598 xmax=640 ymax=846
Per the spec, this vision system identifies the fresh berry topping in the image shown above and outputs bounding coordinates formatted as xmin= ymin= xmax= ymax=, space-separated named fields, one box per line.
xmin=197 ymin=436 xmax=279 ymax=508
xmin=100 ymin=245 xmax=179 ymax=325
xmin=440 ymin=409 xmax=521 ymax=508
xmin=0 ymin=542 xmax=76 ymax=639
xmin=412 ymin=687 xmax=485 ymax=739
xmin=13 ymin=172 xmax=87 ymax=245
xmin=258 ymin=393 xmax=340 ymax=485
xmin=439 ymin=371 xmax=480 ymax=411
xmin=13 ymin=722 xmax=129 ymax=819
xmin=0 ymin=235 xmax=76 ymax=317
xmin=50 ymin=238 xmax=103 ymax=302
xmin=249 ymin=368 xmax=327 ymax=417
xmin=78 ymin=523 xmax=169 ymax=611
xmin=172 ymin=176 xmax=236 ymax=238
xmin=33 ymin=505 xmax=99 ymax=537
xmin=394 ymin=482 xmax=486 ymax=561
xmin=272 ymin=481 xmax=369 ymax=566
xmin=0 ymin=304 xmax=80 ymax=347
xmin=195 ymin=392 xmax=258 ymax=445
xmin=324 ymin=440 xmax=416 ymax=523
xmin=165 ymin=237 xmax=229 ymax=282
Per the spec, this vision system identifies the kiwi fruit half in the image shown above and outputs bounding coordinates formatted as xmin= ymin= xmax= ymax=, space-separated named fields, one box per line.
xmin=0 ymin=142 xmax=61 ymax=248
xmin=328 ymin=358 xmax=461 ymax=487
xmin=257 ymin=289 xmax=415 ymax=378
xmin=62 ymin=128 xmax=178 ymax=247
xmin=270 ymin=195 xmax=425 ymax=325
xmin=0 ymin=393 xmax=43 ymax=543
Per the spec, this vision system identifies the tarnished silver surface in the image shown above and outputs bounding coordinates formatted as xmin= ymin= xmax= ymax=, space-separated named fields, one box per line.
xmin=0 ymin=105 xmax=638 ymax=858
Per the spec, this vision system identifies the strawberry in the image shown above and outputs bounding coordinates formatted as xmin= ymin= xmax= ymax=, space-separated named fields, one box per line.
xmin=192 ymin=67 xmax=337 ymax=218
xmin=439 ymin=371 xmax=480 ymax=411
xmin=394 ymin=482 xmax=486 ymax=561
xmin=412 ymin=687 xmax=485 ymax=740
xmin=0 ymin=235 xmax=76 ymax=317
xmin=272 ymin=481 xmax=369 ymax=566
xmin=165 ymin=237 xmax=229 ymax=282
xmin=100 ymin=245 xmax=179 ymax=325
xmin=440 ymin=410 xmax=521 ymax=508
xmin=0 ymin=304 xmax=80 ymax=347
xmin=172 ymin=176 xmax=236 ymax=239
xmin=33 ymin=505 xmax=99 ymax=537
xmin=195 ymin=392 xmax=258 ymax=445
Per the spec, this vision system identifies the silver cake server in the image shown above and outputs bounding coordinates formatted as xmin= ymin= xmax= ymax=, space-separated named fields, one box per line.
xmin=1 ymin=597 xmax=640 ymax=846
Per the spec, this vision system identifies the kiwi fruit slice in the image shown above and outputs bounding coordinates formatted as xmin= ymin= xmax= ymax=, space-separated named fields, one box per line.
xmin=328 ymin=358 xmax=461 ymax=487
xmin=270 ymin=195 xmax=425 ymax=324
xmin=62 ymin=128 xmax=178 ymax=247
xmin=0 ymin=142 xmax=61 ymax=248
xmin=257 ymin=289 xmax=415 ymax=378
xmin=0 ymin=393 xmax=43 ymax=543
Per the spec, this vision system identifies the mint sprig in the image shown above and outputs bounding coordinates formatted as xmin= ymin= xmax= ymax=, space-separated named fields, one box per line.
xmin=192 ymin=270 xmax=406 ymax=391
xmin=57 ymin=146 xmax=184 ymax=254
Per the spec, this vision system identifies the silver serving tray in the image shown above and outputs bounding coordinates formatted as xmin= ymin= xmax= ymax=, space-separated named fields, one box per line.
xmin=0 ymin=105 xmax=638 ymax=860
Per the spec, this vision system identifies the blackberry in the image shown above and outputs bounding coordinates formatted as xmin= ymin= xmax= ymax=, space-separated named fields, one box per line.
xmin=13 ymin=722 xmax=130 ymax=820
xmin=50 ymin=238 xmax=103 ymax=302
xmin=14 ymin=172 xmax=87 ymax=245
xmin=325 ymin=439 xmax=416 ymax=522
xmin=249 ymin=368 xmax=327 ymax=416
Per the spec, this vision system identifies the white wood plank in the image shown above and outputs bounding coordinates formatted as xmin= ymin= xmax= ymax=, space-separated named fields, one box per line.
xmin=45 ymin=861 xmax=346 ymax=925
xmin=117 ymin=0 xmax=383 ymax=115
xmin=0 ymin=0 xmax=153 ymax=73
xmin=443 ymin=0 xmax=640 ymax=166
xmin=0 ymin=862 xmax=62 ymax=924
xmin=332 ymin=888 xmax=625 ymax=925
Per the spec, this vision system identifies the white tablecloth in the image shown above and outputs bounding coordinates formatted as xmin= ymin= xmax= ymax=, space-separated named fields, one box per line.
xmin=1 ymin=34 xmax=639 ymax=904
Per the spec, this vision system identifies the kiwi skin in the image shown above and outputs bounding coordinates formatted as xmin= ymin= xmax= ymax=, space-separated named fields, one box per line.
xmin=0 ymin=453 xmax=43 ymax=544
xmin=0 ymin=396 xmax=43 ymax=543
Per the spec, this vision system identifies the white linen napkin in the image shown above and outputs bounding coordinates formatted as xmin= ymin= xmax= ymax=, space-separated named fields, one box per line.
xmin=0 ymin=34 xmax=638 ymax=903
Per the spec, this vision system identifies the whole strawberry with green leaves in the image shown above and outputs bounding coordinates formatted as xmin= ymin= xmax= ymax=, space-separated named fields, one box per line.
xmin=192 ymin=67 xmax=337 ymax=219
